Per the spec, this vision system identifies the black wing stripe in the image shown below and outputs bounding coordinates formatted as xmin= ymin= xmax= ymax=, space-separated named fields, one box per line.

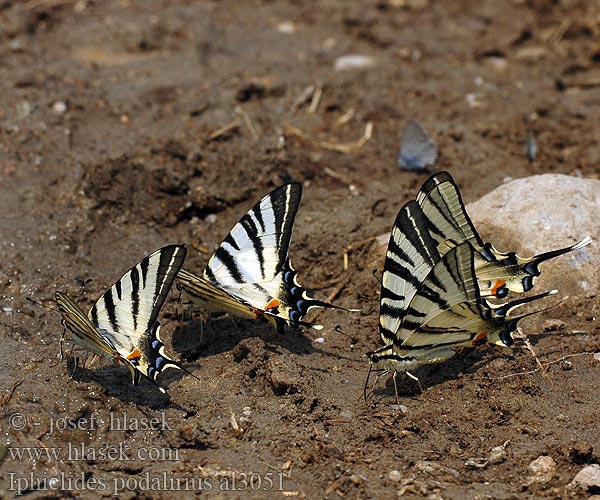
xmin=130 ymin=265 xmax=140 ymax=331
xmin=102 ymin=288 xmax=119 ymax=332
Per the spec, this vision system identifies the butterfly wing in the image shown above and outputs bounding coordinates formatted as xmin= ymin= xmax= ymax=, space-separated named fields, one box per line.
xmin=56 ymin=291 xmax=123 ymax=361
xmin=89 ymin=244 xmax=187 ymax=390
xmin=181 ymin=183 xmax=337 ymax=331
xmin=397 ymin=241 xmax=486 ymax=348
xmin=379 ymin=200 xmax=444 ymax=344
xmin=398 ymin=119 xmax=438 ymax=171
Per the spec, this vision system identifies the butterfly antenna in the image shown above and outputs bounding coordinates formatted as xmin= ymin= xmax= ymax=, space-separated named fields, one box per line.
xmin=363 ymin=363 xmax=374 ymax=403
xmin=371 ymin=269 xmax=382 ymax=285
xmin=334 ymin=324 xmax=376 ymax=352
xmin=75 ymin=278 xmax=93 ymax=301
xmin=26 ymin=296 xmax=61 ymax=314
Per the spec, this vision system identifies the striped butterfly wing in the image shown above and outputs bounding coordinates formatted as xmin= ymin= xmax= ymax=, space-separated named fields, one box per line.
xmin=89 ymin=245 xmax=187 ymax=390
xmin=396 ymin=241 xmax=558 ymax=350
xmin=416 ymin=171 xmax=591 ymax=297
xmin=379 ymin=200 xmax=444 ymax=345
xmin=181 ymin=183 xmax=335 ymax=331
xmin=396 ymin=241 xmax=486 ymax=349
xmin=55 ymin=291 xmax=123 ymax=362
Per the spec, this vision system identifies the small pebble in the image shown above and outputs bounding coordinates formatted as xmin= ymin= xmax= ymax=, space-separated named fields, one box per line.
xmin=276 ymin=21 xmax=296 ymax=34
xmin=334 ymin=54 xmax=375 ymax=71
xmin=339 ymin=409 xmax=353 ymax=419
xmin=388 ymin=470 xmax=402 ymax=482
xmin=52 ymin=101 xmax=67 ymax=114
xmin=527 ymin=455 xmax=556 ymax=484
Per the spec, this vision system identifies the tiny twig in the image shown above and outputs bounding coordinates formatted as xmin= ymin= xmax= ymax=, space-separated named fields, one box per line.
xmin=0 ymin=379 xmax=23 ymax=407
xmin=205 ymin=119 xmax=241 ymax=143
xmin=490 ymin=351 xmax=594 ymax=380
xmin=235 ymin=106 xmax=260 ymax=141
xmin=308 ymin=85 xmax=322 ymax=114
xmin=513 ymin=327 xmax=547 ymax=378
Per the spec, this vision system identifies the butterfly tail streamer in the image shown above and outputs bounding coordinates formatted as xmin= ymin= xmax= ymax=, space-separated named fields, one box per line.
xmin=484 ymin=289 xmax=559 ymax=346
xmin=519 ymin=236 xmax=591 ymax=281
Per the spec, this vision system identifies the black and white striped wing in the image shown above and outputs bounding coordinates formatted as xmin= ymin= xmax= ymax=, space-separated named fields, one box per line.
xmin=379 ymin=200 xmax=443 ymax=345
xmin=183 ymin=183 xmax=336 ymax=330
xmin=89 ymin=245 xmax=187 ymax=389
xmin=397 ymin=241 xmax=485 ymax=348
xmin=415 ymin=171 xmax=484 ymax=250
xmin=204 ymin=183 xmax=300 ymax=298
xmin=416 ymin=171 xmax=591 ymax=297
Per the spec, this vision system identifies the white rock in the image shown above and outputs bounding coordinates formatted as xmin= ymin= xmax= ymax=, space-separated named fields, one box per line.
xmin=334 ymin=54 xmax=375 ymax=71
xmin=569 ymin=464 xmax=600 ymax=489
xmin=388 ymin=470 xmax=402 ymax=482
xmin=527 ymin=455 xmax=556 ymax=484
xmin=52 ymin=101 xmax=67 ymax=114
xmin=466 ymin=174 xmax=598 ymax=297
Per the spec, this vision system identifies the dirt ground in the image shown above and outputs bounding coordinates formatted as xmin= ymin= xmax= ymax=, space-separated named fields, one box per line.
xmin=1 ymin=0 xmax=600 ymax=498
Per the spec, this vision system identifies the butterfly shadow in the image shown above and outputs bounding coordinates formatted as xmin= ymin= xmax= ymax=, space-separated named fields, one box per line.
xmin=369 ymin=347 xmax=515 ymax=401
xmin=171 ymin=315 xmax=325 ymax=363
xmin=64 ymin=356 xmax=189 ymax=411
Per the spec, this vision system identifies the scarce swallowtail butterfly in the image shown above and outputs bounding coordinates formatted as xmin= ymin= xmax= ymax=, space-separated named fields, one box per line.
xmin=177 ymin=183 xmax=347 ymax=334
xmin=56 ymin=245 xmax=189 ymax=393
xmin=415 ymin=171 xmax=591 ymax=299
xmin=397 ymin=119 xmax=438 ymax=171
xmin=367 ymin=201 xmax=557 ymax=396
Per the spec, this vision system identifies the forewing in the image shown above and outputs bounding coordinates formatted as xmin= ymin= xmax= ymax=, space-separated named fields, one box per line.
xmin=204 ymin=183 xmax=302 ymax=288
xmin=89 ymin=245 xmax=186 ymax=354
xmin=379 ymin=201 xmax=443 ymax=344
xmin=415 ymin=171 xmax=484 ymax=248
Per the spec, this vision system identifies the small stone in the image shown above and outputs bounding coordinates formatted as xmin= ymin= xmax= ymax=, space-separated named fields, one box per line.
xmin=334 ymin=54 xmax=375 ymax=71
xmin=388 ymin=470 xmax=402 ymax=482
xmin=349 ymin=474 xmax=364 ymax=485
xmin=52 ymin=101 xmax=67 ymax=114
xmin=593 ymin=352 xmax=600 ymax=362
xmin=569 ymin=464 xmax=600 ymax=490
xmin=339 ymin=409 xmax=353 ymax=419
xmin=391 ymin=404 xmax=408 ymax=414
xmin=205 ymin=214 xmax=217 ymax=225
xmin=527 ymin=455 xmax=556 ymax=485
xmin=276 ymin=21 xmax=296 ymax=34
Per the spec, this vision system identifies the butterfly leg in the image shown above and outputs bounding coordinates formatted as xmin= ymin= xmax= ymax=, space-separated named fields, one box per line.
xmin=58 ymin=328 xmax=66 ymax=361
xmin=392 ymin=371 xmax=400 ymax=404
xmin=67 ymin=354 xmax=80 ymax=382
xmin=276 ymin=318 xmax=286 ymax=335
xmin=405 ymin=370 xmax=423 ymax=393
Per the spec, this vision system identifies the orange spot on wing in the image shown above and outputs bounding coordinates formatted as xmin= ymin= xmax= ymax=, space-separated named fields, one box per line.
xmin=472 ymin=332 xmax=487 ymax=346
xmin=126 ymin=348 xmax=142 ymax=361
xmin=491 ymin=279 xmax=506 ymax=296
xmin=265 ymin=298 xmax=281 ymax=310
